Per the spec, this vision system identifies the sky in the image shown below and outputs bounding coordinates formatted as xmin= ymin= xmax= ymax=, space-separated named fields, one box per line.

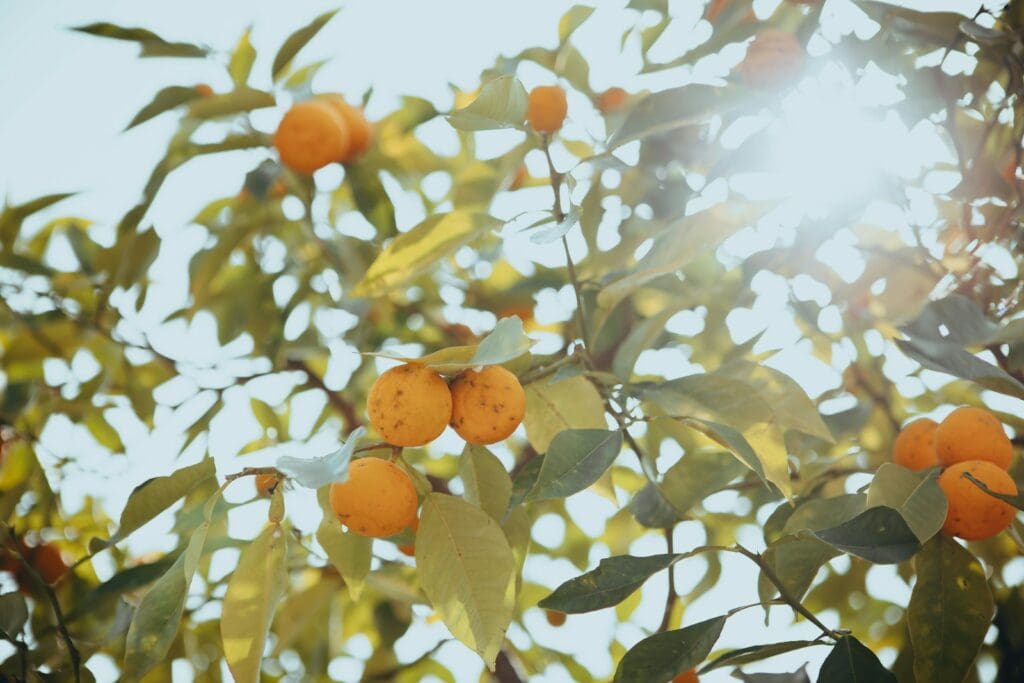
xmin=0 ymin=1 xmax=1005 ymax=682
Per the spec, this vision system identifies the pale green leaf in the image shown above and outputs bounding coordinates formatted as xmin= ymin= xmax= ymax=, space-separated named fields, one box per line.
xmin=447 ymin=76 xmax=528 ymax=132
xmin=523 ymin=375 xmax=606 ymax=453
xmin=316 ymin=486 xmax=372 ymax=599
xmin=867 ymin=464 xmax=947 ymax=543
xmin=459 ymin=445 xmax=513 ymax=521
xmin=112 ymin=459 xmax=215 ymax=544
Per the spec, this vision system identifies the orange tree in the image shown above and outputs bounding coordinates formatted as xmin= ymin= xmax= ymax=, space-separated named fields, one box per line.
xmin=3 ymin=1 xmax=1024 ymax=681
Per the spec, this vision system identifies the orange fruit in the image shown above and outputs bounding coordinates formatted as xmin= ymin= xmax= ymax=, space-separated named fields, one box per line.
xmin=545 ymin=610 xmax=567 ymax=627
xmin=596 ymin=87 xmax=628 ymax=113
xmin=398 ymin=516 xmax=419 ymax=556
xmin=195 ymin=83 xmax=214 ymax=97
xmin=449 ymin=366 xmax=525 ymax=445
xmin=938 ymin=460 xmax=1018 ymax=540
xmin=527 ymin=85 xmax=568 ymax=134
xmin=706 ymin=0 xmax=730 ymax=21
xmin=892 ymin=419 xmax=939 ymax=471
xmin=3 ymin=538 xmax=66 ymax=588
xmin=509 ymin=165 xmax=529 ymax=191
xmin=329 ymin=458 xmax=419 ymax=537
xmin=273 ymin=100 xmax=350 ymax=175
xmin=255 ymin=473 xmax=278 ymax=496
xmin=368 ymin=364 xmax=453 ymax=447
xmin=318 ymin=94 xmax=373 ymax=162
xmin=737 ymin=30 xmax=805 ymax=89
xmin=673 ymin=670 xmax=699 ymax=683
xmin=935 ymin=406 xmax=1013 ymax=470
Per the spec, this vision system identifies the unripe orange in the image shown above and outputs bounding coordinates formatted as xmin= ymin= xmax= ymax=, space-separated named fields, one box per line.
xmin=596 ymin=87 xmax=628 ymax=113
xmin=255 ymin=473 xmax=278 ymax=496
xmin=318 ymin=94 xmax=373 ymax=162
xmin=737 ymin=30 xmax=804 ymax=89
xmin=673 ymin=670 xmax=699 ymax=683
xmin=545 ymin=610 xmax=567 ymax=626
xmin=527 ymin=85 xmax=568 ymax=134
xmin=329 ymin=458 xmax=419 ymax=537
xmin=449 ymin=366 xmax=525 ymax=445
xmin=273 ymin=100 xmax=350 ymax=175
xmin=368 ymin=364 xmax=453 ymax=447
xmin=892 ymin=418 xmax=939 ymax=471
xmin=935 ymin=406 xmax=1013 ymax=470
xmin=195 ymin=83 xmax=214 ymax=97
xmin=938 ymin=460 xmax=1018 ymax=540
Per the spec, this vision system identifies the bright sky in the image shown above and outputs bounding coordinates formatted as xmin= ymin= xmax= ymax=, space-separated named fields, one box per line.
xmin=0 ymin=1 xmax=1002 ymax=682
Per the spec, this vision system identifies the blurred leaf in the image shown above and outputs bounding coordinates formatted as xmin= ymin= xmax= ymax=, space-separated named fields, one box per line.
xmin=459 ymin=445 xmax=513 ymax=521
xmin=317 ymin=486 xmax=372 ymax=599
xmin=447 ymin=76 xmax=528 ymax=131
xmin=111 ymin=459 xmax=215 ymax=545
xmin=416 ymin=493 xmax=515 ymax=669
xmin=221 ymin=524 xmax=288 ymax=683
xmin=613 ymin=616 xmax=726 ymax=682
xmin=276 ymin=426 xmax=365 ymax=489
xmin=347 ymin=163 xmax=398 ymax=237
xmin=272 ymin=10 xmax=339 ymax=80
xmin=895 ymin=336 xmax=1024 ymax=400
xmin=818 ymin=636 xmax=896 ymax=683
xmin=370 ymin=317 xmax=532 ymax=373
xmin=735 ymin=666 xmax=811 ymax=683
xmin=867 ymin=464 xmax=947 ymax=543
xmin=229 ymin=29 xmax=257 ymax=86
xmin=717 ymin=361 xmax=833 ymax=442
xmin=702 ymin=640 xmax=823 ymax=673
xmin=126 ymin=85 xmax=201 ymax=129
xmin=530 ymin=207 xmax=580 ymax=244
xmin=84 ymin=411 xmax=124 ymax=452
xmin=523 ymin=375 xmax=607 ymax=453
xmin=525 ymin=429 xmax=622 ymax=501
xmin=0 ymin=193 xmax=75 ymax=248
xmin=813 ymin=506 xmax=920 ymax=564
xmin=186 ymin=88 xmax=275 ymax=119
xmin=509 ymin=457 xmax=543 ymax=509
xmin=908 ymin=535 xmax=993 ymax=683
xmin=72 ymin=22 xmax=207 ymax=58
xmin=609 ymin=85 xmax=745 ymax=147
xmin=539 ymin=553 xmax=676 ymax=613
xmin=559 ymin=5 xmax=595 ymax=43
xmin=658 ymin=450 xmax=746 ymax=516
xmin=0 ymin=592 xmax=28 ymax=640
xmin=354 ymin=211 xmax=501 ymax=297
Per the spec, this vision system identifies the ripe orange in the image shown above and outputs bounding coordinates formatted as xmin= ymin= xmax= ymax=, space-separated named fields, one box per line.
xmin=368 ymin=364 xmax=453 ymax=447
xmin=273 ymin=100 xmax=350 ymax=175
xmin=195 ymin=83 xmax=214 ymax=97
xmin=938 ymin=460 xmax=1018 ymax=540
xmin=545 ymin=610 xmax=567 ymax=627
xmin=255 ymin=473 xmax=278 ymax=497
xmin=673 ymin=670 xmax=699 ymax=683
xmin=329 ymin=458 xmax=418 ymax=537
xmin=892 ymin=418 xmax=939 ymax=471
xmin=527 ymin=85 xmax=568 ymax=134
xmin=3 ymin=538 xmax=67 ymax=589
xmin=449 ymin=366 xmax=525 ymax=445
xmin=935 ymin=406 xmax=1013 ymax=470
xmin=318 ymin=94 xmax=373 ymax=162
xmin=596 ymin=87 xmax=628 ymax=113
xmin=737 ymin=30 xmax=805 ymax=89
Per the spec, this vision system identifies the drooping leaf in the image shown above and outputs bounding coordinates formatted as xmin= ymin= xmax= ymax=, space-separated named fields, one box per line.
xmin=717 ymin=361 xmax=834 ymax=442
xmin=353 ymin=212 xmax=502 ymax=297
xmin=658 ymin=450 xmax=747 ymax=516
xmin=272 ymin=10 xmax=339 ymax=80
xmin=908 ymin=535 xmax=994 ymax=683
xmin=813 ymin=506 xmax=921 ymax=564
xmin=539 ymin=553 xmax=677 ymax=614
xmin=525 ymin=429 xmax=622 ymax=501
xmin=613 ymin=616 xmax=727 ymax=682
xmin=347 ymin=163 xmax=398 ymax=237
xmin=126 ymin=85 xmax=202 ymax=129
xmin=817 ymin=636 xmax=897 ymax=683
xmin=221 ymin=524 xmax=288 ymax=683
xmin=111 ymin=459 xmax=215 ymax=545
xmin=866 ymin=464 xmax=947 ymax=542
xmin=523 ymin=375 xmax=607 ymax=452
xmin=629 ymin=481 xmax=683 ymax=528
xmin=447 ymin=76 xmax=528 ymax=132
xmin=459 ymin=445 xmax=513 ymax=521
xmin=416 ymin=493 xmax=516 ymax=668
xmin=896 ymin=335 xmax=1024 ymax=400
xmin=276 ymin=426 xmax=365 ymax=489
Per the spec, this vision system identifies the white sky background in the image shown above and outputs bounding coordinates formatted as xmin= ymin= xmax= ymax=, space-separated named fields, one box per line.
xmin=0 ymin=0 xmax=1011 ymax=682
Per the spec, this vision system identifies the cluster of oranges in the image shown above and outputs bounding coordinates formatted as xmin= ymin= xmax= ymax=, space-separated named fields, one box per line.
xmin=273 ymin=94 xmax=372 ymax=175
xmin=893 ymin=406 xmax=1019 ymax=540
xmin=326 ymin=363 xmax=525 ymax=545
xmin=1 ymin=535 xmax=67 ymax=593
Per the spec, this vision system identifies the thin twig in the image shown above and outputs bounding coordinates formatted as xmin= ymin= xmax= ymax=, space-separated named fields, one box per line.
xmin=658 ymin=528 xmax=677 ymax=632
xmin=287 ymin=359 xmax=362 ymax=433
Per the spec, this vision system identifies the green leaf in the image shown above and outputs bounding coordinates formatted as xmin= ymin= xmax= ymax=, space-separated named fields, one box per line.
xmin=368 ymin=316 xmax=533 ymax=374
xmin=702 ymin=640 xmax=824 ymax=673
xmin=896 ymin=337 xmax=1024 ymax=400
xmin=608 ymin=84 xmax=746 ymax=147
xmin=85 ymin=411 xmax=124 ymax=452
xmin=614 ymin=616 xmax=726 ymax=682
xmin=523 ymin=375 xmax=606 ymax=452
xmin=123 ymin=516 xmax=210 ymax=679
xmin=813 ymin=506 xmax=921 ymax=564
xmin=867 ymin=464 xmax=947 ymax=542
xmin=347 ymin=163 xmax=398 ymax=237
xmin=909 ymin=536 xmax=994 ymax=683
xmin=112 ymin=459 xmax=216 ymax=544
xmin=818 ymin=636 xmax=897 ymax=683
xmin=72 ymin=22 xmax=207 ymax=58
xmin=353 ymin=211 xmax=502 ymax=297
xmin=186 ymin=88 xmax=276 ymax=119
xmin=459 ymin=445 xmax=513 ymax=521
xmin=229 ymin=29 xmax=257 ymax=86
xmin=272 ymin=10 xmax=339 ymax=80
xmin=0 ymin=193 xmax=75 ymax=248
xmin=416 ymin=493 xmax=516 ymax=669
xmin=717 ymin=361 xmax=833 ymax=443
xmin=276 ymin=426 xmax=365 ymax=489
xmin=316 ymin=485 xmax=372 ymax=599
xmin=447 ymin=76 xmax=528 ymax=132
xmin=658 ymin=450 xmax=747 ymax=516
xmin=0 ymin=592 xmax=28 ymax=640
xmin=526 ymin=429 xmax=622 ymax=501
xmin=126 ymin=85 xmax=201 ymax=129
xmin=539 ymin=553 xmax=676 ymax=614
xmin=629 ymin=481 xmax=683 ymax=528
xmin=509 ymin=457 xmax=543 ymax=509
xmin=221 ymin=524 xmax=288 ymax=683
xmin=250 ymin=398 xmax=282 ymax=434
xmin=759 ymin=536 xmax=838 ymax=605
xmin=559 ymin=5 xmax=595 ymax=43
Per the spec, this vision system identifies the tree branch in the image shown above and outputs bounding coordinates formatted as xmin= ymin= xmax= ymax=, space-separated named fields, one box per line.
xmin=287 ymin=359 xmax=362 ymax=433
xmin=658 ymin=527 xmax=677 ymax=632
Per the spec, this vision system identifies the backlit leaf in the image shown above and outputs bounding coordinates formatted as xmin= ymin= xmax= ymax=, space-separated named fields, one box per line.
xmin=867 ymin=464 xmax=947 ymax=542
xmin=459 ymin=445 xmax=513 ymax=521
xmin=112 ymin=458 xmax=215 ymax=544
xmin=658 ymin=450 xmax=747 ymax=516
xmin=523 ymin=375 xmax=606 ymax=452
xmin=447 ymin=76 xmax=528 ymax=132
xmin=316 ymin=486 xmax=372 ymax=600
xmin=126 ymin=85 xmax=201 ymax=129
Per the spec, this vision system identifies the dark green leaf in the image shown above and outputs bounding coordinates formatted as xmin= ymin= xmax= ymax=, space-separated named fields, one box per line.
xmin=629 ymin=481 xmax=682 ymax=528
xmin=525 ymin=429 xmax=623 ymax=501
xmin=347 ymin=163 xmax=398 ymax=237
xmin=613 ymin=616 xmax=726 ymax=682
xmin=272 ymin=10 xmax=339 ymax=80
xmin=813 ymin=506 xmax=921 ymax=564
xmin=896 ymin=335 xmax=1024 ymax=400
xmin=539 ymin=553 xmax=676 ymax=613
xmin=818 ymin=636 xmax=896 ymax=683
xmin=702 ymin=641 xmax=823 ymax=673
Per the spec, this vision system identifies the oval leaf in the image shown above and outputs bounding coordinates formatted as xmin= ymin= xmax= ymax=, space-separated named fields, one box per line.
xmin=813 ymin=506 xmax=920 ymax=564
xmin=818 ymin=636 xmax=896 ymax=683
xmin=539 ymin=553 xmax=676 ymax=614
xmin=523 ymin=375 xmax=607 ymax=453
xmin=525 ymin=429 xmax=623 ymax=501
xmin=613 ymin=616 xmax=727 ymax=683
